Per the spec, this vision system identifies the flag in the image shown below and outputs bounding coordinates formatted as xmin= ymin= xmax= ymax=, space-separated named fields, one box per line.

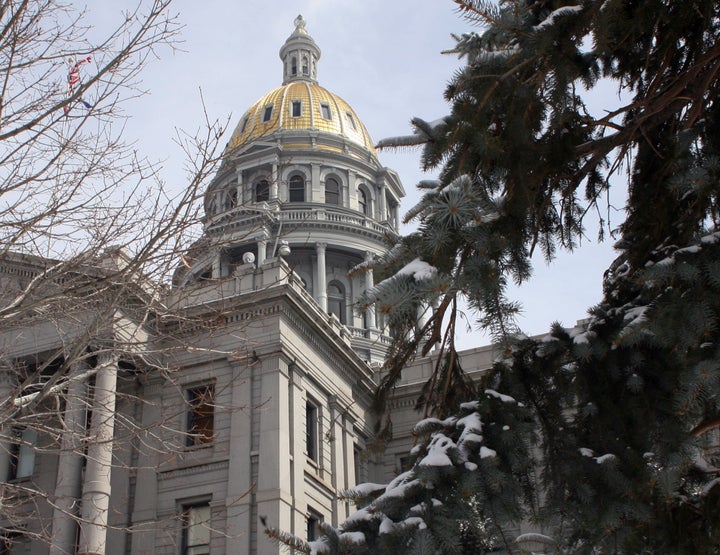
xmin=63 ymin=56 xmax=93 ymax=115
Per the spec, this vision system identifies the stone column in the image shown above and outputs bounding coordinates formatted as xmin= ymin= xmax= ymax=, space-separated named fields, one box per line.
xmin=129 ymin=378 xmax=164 ymax=553
xmin=223 ymin=359 xmax=253 ymax=554
xmin=377 ymin=180 xmax=387 ymax=222
xmin=328 ymin=397 xmax=345 ymax=527
xmin=341 ymin=414 xmax=356 ymax=521
xmin=255 ymin=356 xmax=293 ymax=555
xmin=235 ymin=171 xmax=244 ymax=204
xmin=0 ymin=368 xmax=16 ymax=495
xmin=271 ymin=160 xmax=279 ymax=201
xmin=212 ymin=251 xmax=222 ymax=278
xmin=78 ymin=353 xmax=119 ymax=555
xmin=50 ymin=363 xmax=89 ymax=555
xmin=308 ymin=163 xmax=318 ymax=203
xmin=257 ymin=238 xmax=267 ymax=265
xmin=315 ymin=243 xmax=327 ymax=312
xmin=288 ymin=364 xmax=306 ymax=540
xmin=364 ymin=252 xmax=376 ymax=330
xmin=345 ymin=170 xmax=354 ymax=206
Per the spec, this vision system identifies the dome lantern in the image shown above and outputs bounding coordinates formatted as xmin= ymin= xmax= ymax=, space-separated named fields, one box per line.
xmin=279 ymin=15 xmax=321 ymax=85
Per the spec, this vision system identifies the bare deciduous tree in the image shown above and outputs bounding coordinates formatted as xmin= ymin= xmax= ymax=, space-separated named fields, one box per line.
xmin=0 ymin=2 xmax=245 ymax=552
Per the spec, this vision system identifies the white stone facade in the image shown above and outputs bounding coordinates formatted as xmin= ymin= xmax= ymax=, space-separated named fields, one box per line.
xmin=0 ymin=18 xmax=493 ymax=555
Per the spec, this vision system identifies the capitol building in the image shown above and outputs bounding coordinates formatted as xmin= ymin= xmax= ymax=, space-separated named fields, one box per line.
xmin=0 ymin=17 xmax=499 ymax=555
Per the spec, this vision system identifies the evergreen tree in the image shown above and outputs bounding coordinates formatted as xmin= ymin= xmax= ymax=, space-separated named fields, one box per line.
xmin=268 ymin=0 xmax=720 ymax=551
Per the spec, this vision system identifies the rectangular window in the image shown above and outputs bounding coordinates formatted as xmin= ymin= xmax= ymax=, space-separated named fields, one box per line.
xmin=182 ymin=503 xmax=211 ymax=555
xmin=8 ymin=428 xmax=37 ymax=480
xmin=398 ymin=455 xmax=414 ymax=473
xmin=291 ymin=100 xmax=302 ymax=117
xmin=320 ymin=103 xmax=332 ymax=120
xmin=186 ymin=384 xmax=215 ymax=447
xmin=306 ymin=508 xmax=323 ymax=542
xmin=306 ymin=401 xmax=319 ymax=462
xmin=353 ymin=445 xmax=365 ymax=485
xmin=262 ymin=105 xmax=273 ymax=122
xmin=346 ymin=111 xmax=357 ymax=130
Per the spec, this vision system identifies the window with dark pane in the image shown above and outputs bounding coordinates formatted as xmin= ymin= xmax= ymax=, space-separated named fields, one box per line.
xmin=358 ymin=188 xmax=368 ymax=215
xmin=306 ymin=508 xmax=323 ymax=542
xmin=306 ymin=401 xmax=319 ymax=461
xmin=327 ymin=281 xmax=346 ymax=324
xmin=186 ymin=385 xmax=215 ymax=447
xmin=288 ymin=175 xmax=305 ymax=202
xmin=325 ymin=177 xmax=340 ymax=205
xmin=255 ymin=180 xmax=270 ymax=202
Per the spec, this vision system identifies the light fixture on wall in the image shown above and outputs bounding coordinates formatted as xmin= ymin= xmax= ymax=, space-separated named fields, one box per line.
xmin=277 ymin=240 xmax=291 ymax=257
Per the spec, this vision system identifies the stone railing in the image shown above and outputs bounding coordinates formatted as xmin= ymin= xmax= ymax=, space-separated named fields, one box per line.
xmin=164 ymin=258 xmax=353 ymax=346
xmin=208 ymin=203 xmax=395 ymax=237
xmin=278 ymin=205 xmax=391 ymax=235
xmin=348 ymin=326 xmax=393 ymax=346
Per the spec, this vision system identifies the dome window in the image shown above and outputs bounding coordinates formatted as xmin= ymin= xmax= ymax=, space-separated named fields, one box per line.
xmin=291 ymin=56 xmax=297 ymax=76
xmin=325 ymin=178 xmax=340 ymax=205
xmin=240 ymin=116 xmax=249 ymax=134
xmin=288 ymin=175 xmax=305 ymax=202
xmin=225 ymin=188 xmax=238 ymax=210
xmin=291 ymin=100 xmax=302 ymax=117
xmin=255 ymin=180 xmax=270 ymax=202
xmin=327 ymin=281 xmax=346 ymax=324
xmin=262 ymin=105 xmax=273 ymax=122
xmin=358 ymin=187 xmax=369 ymax=216
xmin=346 ymin=111 xmax=357 ymax=130
xmin=320 ymin=103 xmax=332 ymax=120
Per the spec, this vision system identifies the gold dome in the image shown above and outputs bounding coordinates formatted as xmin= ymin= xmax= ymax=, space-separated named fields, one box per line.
xmin=227 ymin=17 xmax=377 ymax=156
xmin=227 ymin=82 xmax=377 ymax=155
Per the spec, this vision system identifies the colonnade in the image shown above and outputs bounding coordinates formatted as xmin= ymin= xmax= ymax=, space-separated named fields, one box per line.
xmin=1 ymin=354 xmax=120 ymax=555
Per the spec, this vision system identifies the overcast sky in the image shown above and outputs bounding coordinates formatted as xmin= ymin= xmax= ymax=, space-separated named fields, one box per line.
xmin=86 ymin=0 xmax=623 ymax=347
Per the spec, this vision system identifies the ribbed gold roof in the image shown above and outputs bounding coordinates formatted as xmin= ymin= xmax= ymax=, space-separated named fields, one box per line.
xmin=227 ymin=82 xmax=376 ymax=155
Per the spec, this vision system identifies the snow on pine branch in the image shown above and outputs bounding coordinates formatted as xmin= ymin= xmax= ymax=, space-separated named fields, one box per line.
xmin=396 ymin=259 xmax=438 ymax=281
xmin=364 ymin=258 xmax=439 ymax=304
xmin=533 ymin=5 xmax=583 ymax=30
xmin=376 ymin=118 xmax=448 ymax=150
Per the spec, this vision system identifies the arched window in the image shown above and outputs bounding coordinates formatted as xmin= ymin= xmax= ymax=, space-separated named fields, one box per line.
xmin=302 ymin=56 xmax=309 ymax=75
xmin=358 ymin=188 xmax=369 ymax=216
xmin=289 ymin=175 xmax=305 ymax=202
xmin=255 ymin=180 xmax=269 ymax=202
xmin=325 ymin=177 xmax=340 ymax=205
xmin=327 ymin=281 xmax=346 ymax=324
xmin=224 ymin=188 xmax=238 ymax=210
xmin=291 ymin=56 xmax=297 ymax=75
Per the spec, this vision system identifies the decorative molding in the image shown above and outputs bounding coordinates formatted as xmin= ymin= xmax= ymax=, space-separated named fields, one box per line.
xmin=158 ymin=460 xmax=229 ymax=481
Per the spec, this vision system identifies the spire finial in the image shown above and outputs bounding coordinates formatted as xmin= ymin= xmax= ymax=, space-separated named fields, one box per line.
xmin=280 ymin=15 xmax=320 ymax=84
xmin=293 ymin=14 xmax=307 ymax=34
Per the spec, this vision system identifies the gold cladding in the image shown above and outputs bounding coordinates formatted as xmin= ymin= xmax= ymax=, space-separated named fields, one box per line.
xmin=228 ymin=83 xmax=376 ymax=155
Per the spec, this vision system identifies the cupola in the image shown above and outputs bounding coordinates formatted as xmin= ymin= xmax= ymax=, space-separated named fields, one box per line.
xmin=279 ymin=15 xmax=321 ymax=85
